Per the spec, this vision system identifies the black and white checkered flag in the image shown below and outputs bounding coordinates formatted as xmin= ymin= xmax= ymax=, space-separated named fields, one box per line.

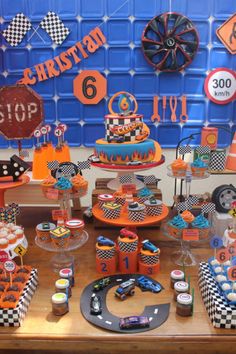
xmin=186 ymin=196 xmax=199 ymax=206
xmin=60 ymin=164 xmax=75 ymax=175
xmin=143 ymin=175 xmax=157 ymax=185
xmin=2 ymin=13 xmax=32 ymax=46
xmin=40 ymin=12 xmax=70 ymax=45
xmin=178 ymin=145 xmax=192 ymax=155
xmin=177 ymin=202 xmax=190 ymax=212
xmin=47 ymin=160 xmax=60 ymax=170
xmin=77 ymin=160 xmax=91 ymax=171
xmin=201 ymin=203 xmax=216 ymax=215
xmin=119 ymin=175 xmax=133 ymax=184
xmin=196 ymin=146 xmax=210 ymax=154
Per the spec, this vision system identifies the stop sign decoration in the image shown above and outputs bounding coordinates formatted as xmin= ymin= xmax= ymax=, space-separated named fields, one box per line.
xmin=0 ymin=85 xmax=44 ymax=139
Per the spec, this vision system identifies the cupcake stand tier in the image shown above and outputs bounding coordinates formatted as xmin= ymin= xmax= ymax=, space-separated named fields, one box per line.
xmin=91 ymin=155 xmax=165 ymax=190
xmin=0 ymin=174 xmax=30 ymax=207
xmin=92 ymin=203 xmax=169 ymax=231
xmin=35 ymin=231 xmax=89 ymax=272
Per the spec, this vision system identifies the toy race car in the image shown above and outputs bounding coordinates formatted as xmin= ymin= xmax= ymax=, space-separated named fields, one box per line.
xmin=119 ymin=316 xmax=149 ymax=329
xmin=137 ymin=276 xmax=162 ymax=293
xmin=97 ymin=236 xmax=115 ymax=247
xmin=126 ymin=161 xmax=142 ymax=166
xmin=88 ymin=155 xmax=101 ymax=163
xmin=93 ymin=277 xmax=111 ymax=292
xmin=119 ymin=228 xmax=137 ymax=239
xmin=115 ymin=279 xmax=135 ymax=301
xmin=90 ymin=294 xmax=102 ymax=315
xmin=107 ymin=136 xmax=125 ymax=143
xmin=141 ymin=240 xmax=160 ymax=254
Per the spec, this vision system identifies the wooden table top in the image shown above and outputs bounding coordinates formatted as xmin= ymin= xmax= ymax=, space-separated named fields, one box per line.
xmin=1 ymin=207 xmax=236 ymax=354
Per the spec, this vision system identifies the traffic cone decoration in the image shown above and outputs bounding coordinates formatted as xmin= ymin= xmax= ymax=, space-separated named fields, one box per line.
xmin=226 ymin=132 xmax=236 ymax=171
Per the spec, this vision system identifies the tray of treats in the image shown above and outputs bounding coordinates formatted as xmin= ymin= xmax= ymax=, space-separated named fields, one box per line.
xmin=0 ymin=265 xmax=38 ymax=326
xmin=167 ymin=158 xmax=210 ymax=179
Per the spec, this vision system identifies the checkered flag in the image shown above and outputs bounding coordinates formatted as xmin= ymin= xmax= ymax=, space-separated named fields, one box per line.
xmin=201 ymin=203 xmax=216 ymax=215
xmin=77 ymin=160 xmax=91 ymax=171
xmin=143 ymin=175 xmax=157 ymax=185
xmin=196 ymin=146 xmax=211 ymax=154
xmin=1 ymin=13 xmax=32 ymax=46
xmin=176 ymin=201 xmax=190 ymax=212
xmin=186 ymin=196 xmax=199 ymax=206
xmin=178 ymin=145 xmax=192 ymax=155
xmin=39 ymin=12 xmax=70 ymax=45
xmin=60 ymin=164 xmax=75 ymax=176
xmin=47 ymin=160 xmax=60 ymax=170
xmin=119 ymin=175 xmax=133 ymax=184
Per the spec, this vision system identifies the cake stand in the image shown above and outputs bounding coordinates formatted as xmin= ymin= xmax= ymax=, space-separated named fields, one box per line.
xmin=0 ymin=174 xmax=30 ymax=207
xmin=35 ymin=231 xmax=89 ymax=272
xmin=91 ymin=155 xmax=165 ymax=190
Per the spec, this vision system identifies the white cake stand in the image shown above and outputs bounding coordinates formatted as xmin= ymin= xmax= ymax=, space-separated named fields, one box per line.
xmin=91 ymin=155 xmax=165 ymax=190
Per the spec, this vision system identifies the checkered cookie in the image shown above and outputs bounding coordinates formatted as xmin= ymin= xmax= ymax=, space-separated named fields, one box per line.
xmin=118 ymin=239 xmax=138 ymax=252
xmin=96 ymin=248 xmax=116 ymax=260
xmin=103 ymin=208 xmax=121 ymax=219
xmin=128 ymin=209 xmax=146 ymax=222
xmin=140 ymin=253 xmax=159 ymax=265
xmin=146 ymin=205 xmax=162 ymax=216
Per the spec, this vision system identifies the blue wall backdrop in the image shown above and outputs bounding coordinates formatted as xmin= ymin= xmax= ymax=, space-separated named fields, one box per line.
xmin=0 ymin=0 xmax=235 ymax=149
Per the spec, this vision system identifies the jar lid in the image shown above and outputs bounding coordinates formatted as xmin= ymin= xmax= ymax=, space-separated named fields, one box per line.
xmin=59 ymin=268 xmax=73 ymax=278
xmin=177 ymin=293 xmax=192 ymax=305
xmin=98 ymin=194 xmax=114 ymax=201
xmin=55 ymin=278 xmax=69 ymax=289
xmin=65 ymin=219 xmax=84 ymax=229
xmin=174 ymin=281 xmax=189 ymax=292
xmin=52 ymin=292 xmax=67 ymax=304
xmin=171 ymin=270 xmax=185 ymax=280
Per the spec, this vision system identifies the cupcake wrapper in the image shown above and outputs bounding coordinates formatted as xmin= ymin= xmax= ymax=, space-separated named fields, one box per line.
xmin=191 ymin=167 xmax=207 ymax=177
xmin=140 ymin=254 xmax=160 ymax=265
xmin=128 ymin=210 xmax=146 ymax=222
xmin=171 ymin=168 xmax=187 ymax=177
xmin=146 ymin=205 xmax=162 ymax=216
xmin=199 ymin=228 xmax=210 ymax=239
xmin=96 ymin=248 xmax=116 ymax=259
xmin=52 ymin=237 xmax=70 ymax=248
xmin=118 ymin=239 xmax=138 ymax=252
xmin=137 ymin=197 xmax=150 ymax=204
xmin=167 ymin=224 xmax=182 ymax=239
xmin=103 ymin=208 xmax=121 ymax=219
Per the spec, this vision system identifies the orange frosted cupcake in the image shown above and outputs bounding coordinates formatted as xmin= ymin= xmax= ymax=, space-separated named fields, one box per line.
xmin=41 ymin=175 xmax=56 ymax=196
xmin=71 ymin=174 xmax=88 ymax=196
xmin=171 ymin=158 xmax=188 ymax=177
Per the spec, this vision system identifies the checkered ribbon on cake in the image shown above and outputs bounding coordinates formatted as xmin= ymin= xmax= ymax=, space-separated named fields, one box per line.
xmin=118 ymin=239 xmax=138 ymax=252
xmin=210 ymin=150 xmax=226 ymax=171
xmin=128 ymin=209 xmax=146 ymax=222
xmin=178 ymin=145 xmax=192 ymax=155
xmin=119 ymin=174 xmax=133 ymax=184
xmin=106 ymin=117 xmax=142 ymax=142
xmin=2 ymin=13 xmax=32 ymax=46
xmin=196 ymin=146 xmax=211 ymax=154
xmin=96 ymin=247 xmax=116 ymax=260
xmin=40 ymin=12 xmax=70 ymax=45
xmin=140 ymin=253 xmax=159 ymax=265
xmin=201 ymin=203 xmax=216 ymax=214
xmin=199 ymin=262 xmax=236 ymax=328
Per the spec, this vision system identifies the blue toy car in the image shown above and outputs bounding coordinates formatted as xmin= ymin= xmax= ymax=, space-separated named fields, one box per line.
xmin=119 ymin=316 xmax=149 ymax=329
xmin=141 ymin=240 xmax=160 ymax=254
xmin=97 ymin=236 xmax=115 ymax=247
xmin=137 ymin=276 xmax=162 ymax=293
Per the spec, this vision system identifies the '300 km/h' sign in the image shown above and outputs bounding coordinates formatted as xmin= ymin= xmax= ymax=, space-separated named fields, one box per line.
xmin=0 ymin=85 xmax=44 ymax=140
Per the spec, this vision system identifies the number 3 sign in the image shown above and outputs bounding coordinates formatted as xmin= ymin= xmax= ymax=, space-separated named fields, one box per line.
xmin=73 ymin=70 xmax=107 ymax=104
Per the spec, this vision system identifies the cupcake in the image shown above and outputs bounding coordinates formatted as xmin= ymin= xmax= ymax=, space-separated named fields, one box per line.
xmin=0 ymin=230 xmax=8 ymax=238
xmin=0 ymin=238 xmax=8 ymax=249
xmin=113 ymin=191 xmax=126 ymax=206
xmin=137 ymin=187 xmax=154 ymax=204
xmin=14 ymin=228 xmax=24 ymax=240
xmin=41 ymin=175 xmax=56 ymax=196
xmin=167 ymin=215 xmax=188 ymax=239
xmin=102 ymin=202 xmax=121 ymax=219
xmin=50 ymin=226 xmax=71 ymax=248
xmin=71 ymin=174 xmax=88 ymax=196
xmin=144 ymin=198 xmax=163 ymax=216
xmin=191 ymin=158 xmax=208 ymax=177
xmin=171 ymin=158 xmax=188 ymax=177
xmin=191 ymin=214 xmax=210 ymax=239
xmin=181 ymin=210 xmax=195 ymax=223
xmin=128 ymin=202 xmax=146 ymax=222
xmin=98 ymin=194 xmax=114 ymax=209
xmin=36 ymin=222 xmax=56 ymax=243
xmin=65 ymin=219 xmax=84 ymax=239
xmin=7 ymin=233 xmax=17 ymax=244
xmin=54 ymin=177 xmax=72 ymax=194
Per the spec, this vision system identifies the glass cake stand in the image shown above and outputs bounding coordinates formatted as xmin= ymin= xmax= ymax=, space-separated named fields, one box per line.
xmin=35 ymin=231 xmax=89 ymax=272
xmin=91 ymin=155 xmax=165 ymax=190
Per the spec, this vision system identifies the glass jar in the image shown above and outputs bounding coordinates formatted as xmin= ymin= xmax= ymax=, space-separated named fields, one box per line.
xmin=59 ymin=267 xmax=74 ymax=287
xmin=174 ymin=281 xmax=189 ymax=301
xmin=55 ymin=278 xmax=71 ymax=298
xmin=52 ymin=293 xmax=69 ymax=316
xmin=176 ymin=293 xmax=193 ymax=317
xmin=170 ymin=269 xmax=185 ymax=289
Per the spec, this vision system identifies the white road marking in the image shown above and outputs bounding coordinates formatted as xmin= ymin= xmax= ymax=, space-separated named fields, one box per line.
xmin=97 ymin=315 xmax=103 ymax=320
xmin=116 ymin=279 xmax=123 ymax=282
xmin=105 ymin=320 xmax=112 ymax=325
xmin=149 ymin=317 xmax=153 ymax=322
xmin=130 ymin=278 xmax=135 ymax=281
xmin=154 ymin=308 xmax=159 ymax=314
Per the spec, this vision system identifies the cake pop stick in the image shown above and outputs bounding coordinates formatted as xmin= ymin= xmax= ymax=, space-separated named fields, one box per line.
xmin=54 ymin=127 xmax=63 ymax=147
xmin=45 ymin=124 xmax=52 ymax=142
xmin=4 ymin=260 xmax=16 ymax=287
xmin=191 ymin=288 xmax=195 ymax=315
xmin=41 ymin=126 xmax=48 ymax=145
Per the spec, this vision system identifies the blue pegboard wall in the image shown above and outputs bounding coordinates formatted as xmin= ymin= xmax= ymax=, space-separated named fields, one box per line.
xmin=0 ymin=0 xmax=235 ymax=149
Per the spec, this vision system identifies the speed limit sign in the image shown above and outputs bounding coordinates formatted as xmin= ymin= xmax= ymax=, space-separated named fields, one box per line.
xmin=3 ymin=259 xmax=16 ymax=273
xmin=204 ymin=68 xmax=236 ymax=104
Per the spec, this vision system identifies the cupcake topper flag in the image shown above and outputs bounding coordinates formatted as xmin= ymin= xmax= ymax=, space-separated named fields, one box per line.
xmin=201 ymin=202 xmax=216 ymax=224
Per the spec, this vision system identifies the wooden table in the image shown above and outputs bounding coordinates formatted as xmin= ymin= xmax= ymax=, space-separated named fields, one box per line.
xmin=0 ymin=207 xmax=236 ymax=354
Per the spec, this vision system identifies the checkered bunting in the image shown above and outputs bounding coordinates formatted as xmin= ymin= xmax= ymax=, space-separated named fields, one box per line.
xmin=210 ymin=150 xmax=226 ymax=171
xmin=118 ymin=239 xmax=138 ymax=252
xmin=186 ymin=196 xmax=199 ymax=206
xmin=143 ymin=175 xmax=157 ymax=185
xmin=119 ymin=174 xmax=133 ymax=184
xmin=39 ymin=12 xmax=70 ymax=45
xmin=128 ymin=209 xmax=146 ymax=222
xmin=201 ymin=203 xmax=216 ymax=214
xmin=2 ymin=13 xmax=32 ymax=47
xmin=199 ymin=263 xmax=236 ymax=329
xmin=47 ymin=160 xmax=60 ymax=170
xmin=178 ymin=145 xmax=192 ymax=155
xmin=196 ymin=146 xmax=211 ymax=154
xmin=77 ymin=160 xmax=91 ymax=171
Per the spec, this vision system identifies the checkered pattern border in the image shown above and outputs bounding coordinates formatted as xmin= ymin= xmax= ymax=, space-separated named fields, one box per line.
xmin=210 ymin=151 xmax=226 ymax=171
xmin=2 ymin=13 xmax=32 ymax=47
xmin=198 ymin=262 xmax=236 ymax=328
xmin=146 ymin=205 xmax=162 ymax=216
xmin=96 ymin=248 xmax=116 ymax=260
xmin=178 ymin=145 xmax=192 ymax=155
xmin=128 ymin=210 xmax=146 ymax=222
xmin=114 ymin=197 xmax=126 ymax=206
xmin=118 ymin=239 xmax=138 ymax=252
xmin=40 ymin=11 xmax=70 ymax=45
xmin=103 ymin=208 xmax=120 ymax=219
xmin=106 ymin=117 xmax=142 ymax=142
xmin=140 ymin=253 xmax=159 ymax=265
xmin=201 ymin=203 xmax=216 ymax=214
xmin=119 ymin=174 xmax=133 ymax=184
xmin=196 ymin=146 xmax=211 ymax=154
xmin=0 ymin=269 xmax=38 ymax=327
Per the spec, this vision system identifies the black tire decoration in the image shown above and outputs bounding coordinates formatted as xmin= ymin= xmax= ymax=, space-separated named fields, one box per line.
xmin=141 ymin=12 xmax=199 ymax=72
xmin=212 ymin=184 xmax=236 ymax=213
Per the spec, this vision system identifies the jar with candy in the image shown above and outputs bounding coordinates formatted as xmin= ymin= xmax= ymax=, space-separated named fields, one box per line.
xmin=59 ymin=268 xmax=74 ymax=287
xmin=176 ymin=293 xmax=193 ymax=317
xmin=55 ymin=278 xmax=71 ymax=298
xmin=170 ymin=269 xmax=185 ymax=289
xmin=52 ymin=293 xmax=69 ymax=316
xmin=174 ymin=281 xmax=189 ymax=301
